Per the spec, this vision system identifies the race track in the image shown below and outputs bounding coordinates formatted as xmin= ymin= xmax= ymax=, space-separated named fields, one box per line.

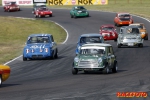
xmin=0 ymin=8 xmax=150 ymax=100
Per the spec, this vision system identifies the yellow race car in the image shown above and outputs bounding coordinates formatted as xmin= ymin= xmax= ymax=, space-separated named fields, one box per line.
xmin=129 ymin=23 xmax=148 ymax=40
xmin=0 ymin=65 xmax=11 ymax=87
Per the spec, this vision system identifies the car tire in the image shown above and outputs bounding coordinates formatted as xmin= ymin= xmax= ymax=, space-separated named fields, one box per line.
xmin=34 ymin=14 xmax=37 ymax=18
xmin=117 ymin=43 xmax=121 ymax=48
xmin=102 ymin=64 xmax=109 ymax=74
xmin=114 ymin=22 xmax=117 ymax=26
xmin=74 ymin=14 xmax=77 ymax=19
xmin=49 ymin=14 xmax=52 ymax=17
xmin=18 ymin=8 xmax=20 ymax=11
xmin=23 ymin=55 xmax=27 ymax=61
xmin=138 ymin=44 xmax=143 ymax=48
xmin=117 ymin=23 xmax=120 ymax=27
xmin=87 ymin=14 xmax=89 ymax=17
xmin=54 ymin=49 xmax=58 ymax=58
xmin=72 ymin=68 xmax=78 ymax=75
xmin=112 ymin=61 xmax=118 ymax=73
xmin=0 ymin=75 xmax=2 ymax=87
xmin=38 ymin=14 xmax=41 ymax=18
xmin=144 ymin=36 xmax=148 ymax=40
xmin=114 ymin=39 xmax=117 ymax=42
xmin=8 ymin=9 xmax=10 ymax=12
xmin=84 ymin=71 xmax=88 ymax=74
xmin=71 ymin=14 xmax=73 ymax=18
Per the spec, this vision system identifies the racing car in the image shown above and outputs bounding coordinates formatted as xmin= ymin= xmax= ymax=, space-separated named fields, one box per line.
xmin=34 ymin=7 xmax=52 ymax=18
xmin=114 ymin=12 xmax=133 ymax=27
xmin=129 ymin=23 xmax=148 ymax=40
xmin=4 ymin=2 xmax=20 ymax=12
xmin=23 ymin=34 xmax=58 ymax=61
xmin=32 ymin=3 xmax=46 ymax=14
xmin=0 ymin=65 xmax=11 ymax=87
xmin=75 ymin=33 xmax=104 ymax=55
xmin=70 ymin=6 xmax=89 ymax=18
xmin=100 ymin=25 xmax=118 ymax=41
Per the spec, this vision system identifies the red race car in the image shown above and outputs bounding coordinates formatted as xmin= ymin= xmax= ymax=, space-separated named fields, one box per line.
xmin=100 ymin=25 xmax=118 ymax=42
xmin=114 ymin=13 xmax=133 ymax=27
xmin=4 ymin=2 xmax=20 ymax=12
xmin=34 ymin=7 xmax=52 ymax=18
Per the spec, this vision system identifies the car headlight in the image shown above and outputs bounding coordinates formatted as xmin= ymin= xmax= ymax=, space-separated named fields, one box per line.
xmin=74 ymin=57 xmax=79 ymax=62
xmin=141 ymin=32 xmax=145 ymax=34
xmin=124 ymin=37 xmax=127 ymax=39
xmin=98 ymin=58 xmax=102 ymax=63
xmin=137 ymin=36 xmax=141 ymax=39
xmin=45 ymin=48 xmax=48 ymax=52
xmin=41 ymin=12 xmax=43 ymax=14
xmin=26 ymin=49 xmax=30 ymax=53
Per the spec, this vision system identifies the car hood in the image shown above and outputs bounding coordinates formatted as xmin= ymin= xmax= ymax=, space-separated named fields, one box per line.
xmin=26 ymin=43 xmax=51 ymax=49
xmin=121 ymin=34 xmax=140 ymax=38
xmin=78 ymin=54 xmax=104 ymax=60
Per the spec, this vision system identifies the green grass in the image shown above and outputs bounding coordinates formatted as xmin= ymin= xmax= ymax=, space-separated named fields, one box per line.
xmin=0 ymin=17 xmax=66 ymax=64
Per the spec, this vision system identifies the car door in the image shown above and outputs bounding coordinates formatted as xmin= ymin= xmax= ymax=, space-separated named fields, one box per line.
xmin=107 ymin=46 xmax=114 ymax=68
xmin=50 ymin=35 xmax=57 ymax=51
xmin=109 ymin=46 xmax=115 ymax=68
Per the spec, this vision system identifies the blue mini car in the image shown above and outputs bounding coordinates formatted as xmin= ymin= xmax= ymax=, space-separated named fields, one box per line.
xmin=75 ymin=33 xmax=104 ymax=55
xmin=23 ymin=34 xmax=58 ymax=61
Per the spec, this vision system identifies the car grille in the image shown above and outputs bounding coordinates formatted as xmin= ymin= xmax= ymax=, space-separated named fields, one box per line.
xmin=78 ymin=60 xmax=98 ymax=67
xmin=81 ymin=11 xmax=86 ymax=13
xmin=32 ymin=55 xmax=43 ymax=58
xmin=126 ymin=37 xmax=136 ymax=39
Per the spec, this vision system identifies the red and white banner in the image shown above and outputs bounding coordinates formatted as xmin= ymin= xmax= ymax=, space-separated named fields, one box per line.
xmin=2 ymin=0 xmax=33 ymax=5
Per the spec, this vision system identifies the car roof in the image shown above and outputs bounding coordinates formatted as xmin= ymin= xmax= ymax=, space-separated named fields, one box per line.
xmin=121 ymin=26 xmax=139 ymax=29
xmin=29 ymin=34 xmax=51 ymax=37
xmin=101 ymin=24 xmax=115 ymax=28
xmin=80 ymin=33 xmax=102 ymax=37
xmin=82 ymin=43 xmax=112 ymax=47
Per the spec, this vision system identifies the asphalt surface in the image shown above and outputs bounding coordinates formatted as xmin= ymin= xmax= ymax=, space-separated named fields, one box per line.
xmin=0 ymin=7 xmax=150 ymax=100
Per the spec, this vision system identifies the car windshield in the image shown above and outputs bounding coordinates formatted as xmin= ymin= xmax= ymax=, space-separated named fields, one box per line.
xmin=75 ymin=6 xmax=85 ymax=10
xmin=130 ymin=25 xmax=143 ymax=29
xmin=102 ymin=27 xmax=114 ymax=31
xmin=80 ymin=37 xmax=103 ymax=43
xmin=10 ymin=2 xmax=16 ymax=5
xmin=125 ymin=28 xmax=140 ymax=34
xmin=119 ymin=14 xmax=130 ymax=18
xmin=39 ymin=8 xmax=48 ymax=11
xmin=27 ymin=36 xmax=50 ymax=44
xmin=80 ymin=48 xmax=105 ymax=55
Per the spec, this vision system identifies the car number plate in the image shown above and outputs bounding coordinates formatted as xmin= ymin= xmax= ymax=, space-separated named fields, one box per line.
xmin=128 ymin=43 xmax=133 ymax=46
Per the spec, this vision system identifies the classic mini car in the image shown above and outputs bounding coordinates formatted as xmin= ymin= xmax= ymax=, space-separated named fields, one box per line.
xmin=0 ymin=65 xmax=11 ymax=86
xmin=100 ymin=25 xmax=118 ymax=41
xmin=72 ymin=43 xmax=118 ymax=74
xmin=23 ymin=34 xmax=58 ymax=61
xmin=114 ymin=13 xmax=133 ymax=27
xmin=129 ymin=23 xmax=148 ymax=40
xmin=70 ymin=6 xmax=89 ymax=18
xmin=75 ymin=33 xmax=104 ymax=55
xmin=117 ymin=26 xmax=143 ymax=48
xmin=4 ymin=2 xmax=20 ymax=12
xmin=32 ymin=3 xmax=46 ymax=14
xmin=34 ymin=7 xmax=52 ymax=18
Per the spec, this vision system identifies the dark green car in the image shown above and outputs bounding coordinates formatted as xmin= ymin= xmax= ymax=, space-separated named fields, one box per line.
xmin=72 ymin=43 xmax=118 ymax=74
xmin=70 ymin=6 xmax=89 ymax=18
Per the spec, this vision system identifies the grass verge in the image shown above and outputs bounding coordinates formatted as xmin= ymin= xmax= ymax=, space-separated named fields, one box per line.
xmin=0 ymin=16 xmax=66 ymax=64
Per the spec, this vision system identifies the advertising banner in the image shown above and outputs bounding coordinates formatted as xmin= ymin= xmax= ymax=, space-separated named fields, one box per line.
xmin=2 ymin=0 xmax=33 ymax=5
xmin=48 ymin=0 xmax=108 ymax=5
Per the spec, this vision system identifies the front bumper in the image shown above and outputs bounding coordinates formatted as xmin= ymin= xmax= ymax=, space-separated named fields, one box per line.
xmin=118 ymin=21 xmax=132 ymax=25
xmin=103 ymin=35 xmax=118 ymax=40
xmin=119 ymin=39 xmax=143 ymax=46
xmin=24 ymin=52 xmax=51 ymax=59
xmin=76 ymin=13 xmax=88 ymax=17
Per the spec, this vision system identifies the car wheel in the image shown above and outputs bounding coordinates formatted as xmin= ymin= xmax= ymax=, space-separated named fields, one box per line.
xmin=38 ymin=14 xmax=41 ymax=18
xmin=138 ymin=44 xmax=143 ymax=48
xmin=87 ymin=14 xmax=89 ymax=17
xmin=71 ymin=14 xmax=73 ymax=18
xmin=117 ymin=43 xmax=121 ymax=48
xmin=0 ymin=75 xmax=2 ymax=87
xmin=84 ymin=70 xmax=88 ymax=74
xmin=74 ymin=14 xmax=77 ymax=19
xmin=72 ymin=68 xmax=78 ymax=75
xmin=34 ymin=14 xmax=37 ymax=18
xmin=114 ymin=22 xmax=116 ymax=26
xmin=49 ymin=14 xmax=52 ymax=17
xmin=144 ymin=36 xmax=148 ymax=40
xmin=102 ymin=64 xmax=109 ymax=74
xmin=112 ymin=61 xmax=118 ymax=73
xmin=8 ymin=9 xmax=10 ymax=12
xmin=114 ymin=39 xmax=117 ymax=42
xmin=117 ymin=23 xmax=120 ymax=27
xmin=23 ymin=55 xmax=27 ymax=61
xmin=54 ymin=49 xmax=58 ymax=58
xmin=18 ymin=8 xmax=20 ymax=11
